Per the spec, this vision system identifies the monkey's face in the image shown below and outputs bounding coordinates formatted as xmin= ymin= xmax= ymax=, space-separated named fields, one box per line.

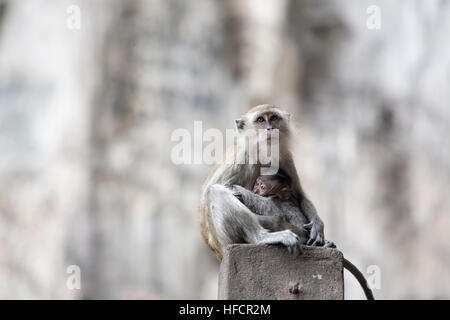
xmin=252 ymin=112 xmax=282 ymax=141
xmin=253 ymin=177 xmax=283 ymax=197
xmin=235 ymin=107 xmax=291 ymax=142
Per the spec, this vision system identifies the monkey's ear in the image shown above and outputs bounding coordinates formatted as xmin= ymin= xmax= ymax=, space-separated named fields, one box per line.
xmin=235 ymin=118 xmax=245 ymax=131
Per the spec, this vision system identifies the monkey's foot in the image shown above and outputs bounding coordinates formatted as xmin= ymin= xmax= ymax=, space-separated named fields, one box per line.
xmin=303 ymin=220 xmax=325 ymax=246
xmin=257 ymin=230 xmax=302 ymax=256
xmin=323 ymin=240 xmax=336 ymax=248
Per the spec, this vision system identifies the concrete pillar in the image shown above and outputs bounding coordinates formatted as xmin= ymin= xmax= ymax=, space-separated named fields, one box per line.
xmin=218 ymin=244 xmax=344 ymax=300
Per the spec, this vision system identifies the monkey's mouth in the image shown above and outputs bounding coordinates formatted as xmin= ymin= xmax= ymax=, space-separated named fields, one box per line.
xmin=258 ymin=131 xmax=277 ymax=145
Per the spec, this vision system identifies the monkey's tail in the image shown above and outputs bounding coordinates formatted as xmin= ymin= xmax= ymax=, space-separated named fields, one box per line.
xmin=343 ymin=258 xmax=375 ymax=300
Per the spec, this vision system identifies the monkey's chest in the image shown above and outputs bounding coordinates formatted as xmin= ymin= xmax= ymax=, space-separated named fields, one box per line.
xmin=235 ymin=165 xmax=261 ymax=190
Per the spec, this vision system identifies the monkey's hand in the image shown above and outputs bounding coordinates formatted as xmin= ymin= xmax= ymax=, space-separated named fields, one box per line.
xmin=303 ymin=219 xmax=324 ymax=246
xmin=230 ymin=185 xmax=244 ymax=203
xmin=233 ymin=191 xmax=244 ymax=203
xmin=231 ymin=185 xmax=262 ymax=204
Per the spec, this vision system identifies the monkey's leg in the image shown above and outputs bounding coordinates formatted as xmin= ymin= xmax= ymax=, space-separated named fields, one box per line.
xmin=207 ymin=184 xmax=302 ymax=255
xmin=256 ymin=216 xmax=309 ymax=245
xmin=299 ymin=197 xmax=325 ymax=246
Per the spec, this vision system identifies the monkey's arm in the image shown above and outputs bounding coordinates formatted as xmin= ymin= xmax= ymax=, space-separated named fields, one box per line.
xmin=231 ymin=185 xmax=279 ymax=216
xmin=282 ymin=153 xmax=324 ymax=246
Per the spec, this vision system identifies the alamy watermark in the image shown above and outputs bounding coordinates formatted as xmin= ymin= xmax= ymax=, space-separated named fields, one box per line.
xmin=171 ymin=121 xmax=280 ymax=175
xmin=366 ymin=5 xmax=381 ymax=30
xmin=66 ymin=5 xmax=81 ymax=30
xmin=66 ymin=265 xmax=81 ymax=290
xmin=366 ymin=264 xmax=381 ymax=290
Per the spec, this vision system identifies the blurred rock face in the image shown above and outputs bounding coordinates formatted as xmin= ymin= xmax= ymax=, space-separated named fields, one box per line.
xmin=0 ymin=0 xmax=449 ymax=299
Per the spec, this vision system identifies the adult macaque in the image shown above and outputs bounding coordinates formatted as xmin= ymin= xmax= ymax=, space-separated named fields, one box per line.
xmin=199 ymin=104 xmax=324 ymax=260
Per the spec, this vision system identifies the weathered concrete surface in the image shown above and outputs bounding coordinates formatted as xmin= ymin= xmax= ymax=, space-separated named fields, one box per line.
xmin=218 ymin=244 xmax=344 ymax=300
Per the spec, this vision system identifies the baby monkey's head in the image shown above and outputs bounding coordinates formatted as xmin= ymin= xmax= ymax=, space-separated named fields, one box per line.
xmin=253 ymin=170 xmax=292 ymax=200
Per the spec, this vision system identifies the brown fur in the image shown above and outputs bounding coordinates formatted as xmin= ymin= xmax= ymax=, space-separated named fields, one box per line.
xmin=246 ymin=104 xmax=280 ymax=114
xmin=199 ymin=164 xmax=223 ymax=259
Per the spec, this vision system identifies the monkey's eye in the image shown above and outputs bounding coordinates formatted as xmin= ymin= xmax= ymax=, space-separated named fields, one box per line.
xmin=256 ymin=116 xmax=265 ymax=123
xmin=270 ymin=115 xmax=278 ymax=121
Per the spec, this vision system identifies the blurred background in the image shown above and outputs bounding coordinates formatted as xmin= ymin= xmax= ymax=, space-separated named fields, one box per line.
xmin=0 ymin=0 xmax=449 ymax=299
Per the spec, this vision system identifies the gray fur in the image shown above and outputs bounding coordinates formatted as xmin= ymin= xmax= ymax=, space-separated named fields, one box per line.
xmin=200 ymin=106 xmax=325 ymax=259
xmin=231 ymin=185 xmax=309 ymax=244
xmin=206 ymin=183 xmax=302 ymax=254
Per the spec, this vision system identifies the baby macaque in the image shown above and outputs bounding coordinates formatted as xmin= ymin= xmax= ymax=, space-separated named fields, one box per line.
xmin=232 ymin=170 xmax=308 ymax=228
xmin=230 ymin=171 xmax=308 ymax=244
xmin=232 ymin=170 xmax=335 ymax=249
xmin=252 ymin=174 xmax=292 ymax=201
